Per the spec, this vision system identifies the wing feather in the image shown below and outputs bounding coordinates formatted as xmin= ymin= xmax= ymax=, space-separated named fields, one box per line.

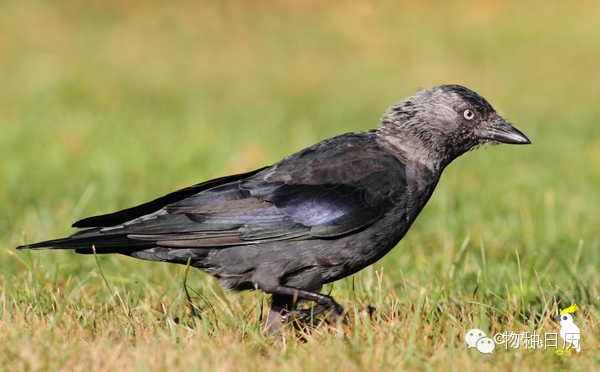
xmin=51 ymin=133 xmax=407 ymax=251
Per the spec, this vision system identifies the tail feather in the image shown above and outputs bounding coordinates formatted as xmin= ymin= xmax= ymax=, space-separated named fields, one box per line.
xmin=17 ymin=230 xmax=209 ymax=265
xmin=17 ymin=229 xmax=156 ymax=253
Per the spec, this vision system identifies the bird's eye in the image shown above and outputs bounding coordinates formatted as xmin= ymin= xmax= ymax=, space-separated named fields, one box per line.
xmin=463 ymin=109 xmax=475 ymax=120
xmin=563 ymin=316 xmax=567 ymax=320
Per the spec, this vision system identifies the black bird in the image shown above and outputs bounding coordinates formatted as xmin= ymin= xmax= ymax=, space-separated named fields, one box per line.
xmin=17 ymin=85 xmax=530 ymax=332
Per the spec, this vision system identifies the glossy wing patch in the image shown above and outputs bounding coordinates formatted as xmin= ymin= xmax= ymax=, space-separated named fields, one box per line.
xmin=242 ymin=180 xmax=393 ymax=236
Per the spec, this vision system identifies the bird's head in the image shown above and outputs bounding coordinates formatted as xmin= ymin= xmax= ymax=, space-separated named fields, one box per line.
xmin=378 ymin=85 xmax=531 ymax=169
xmin=556 ymin=302 xmax=578 ymax=323
xmin=556 ymin=312 xmax=574 ymax=324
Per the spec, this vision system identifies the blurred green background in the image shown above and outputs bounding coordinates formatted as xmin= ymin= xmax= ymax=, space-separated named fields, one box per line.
xmin=2 ymin=0 xmax=600 ymax=316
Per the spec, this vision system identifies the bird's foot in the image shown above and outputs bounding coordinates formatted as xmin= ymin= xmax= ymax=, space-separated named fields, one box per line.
xmin=282 ymin=305 xmax=328 ymax=321
xmin=264 ymin=288 xmax=345 ymax=334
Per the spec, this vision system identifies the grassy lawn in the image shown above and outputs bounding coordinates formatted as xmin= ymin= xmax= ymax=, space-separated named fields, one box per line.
xmin=2 ymin=0 xmax=600 ymax=370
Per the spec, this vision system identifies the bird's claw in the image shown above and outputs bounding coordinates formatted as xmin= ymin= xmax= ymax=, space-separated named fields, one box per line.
xmin=281 ymin=304 xmax=342 ymax=324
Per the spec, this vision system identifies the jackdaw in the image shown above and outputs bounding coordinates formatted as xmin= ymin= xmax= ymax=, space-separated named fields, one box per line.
xmin=17 ymin=85 xmax=530 ymax=332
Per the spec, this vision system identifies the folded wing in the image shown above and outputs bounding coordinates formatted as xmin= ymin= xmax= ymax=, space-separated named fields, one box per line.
xmin=20 ymin=133 xmax=407 ymax=252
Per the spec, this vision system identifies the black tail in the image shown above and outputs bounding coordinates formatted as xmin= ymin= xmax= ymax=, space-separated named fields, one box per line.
xmin=16 ymin=228 xmax=156 ymax=254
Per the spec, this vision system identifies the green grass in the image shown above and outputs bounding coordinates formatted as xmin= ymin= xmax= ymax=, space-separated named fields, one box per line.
xmin=2 ymin=0 xmax=600 ymax=370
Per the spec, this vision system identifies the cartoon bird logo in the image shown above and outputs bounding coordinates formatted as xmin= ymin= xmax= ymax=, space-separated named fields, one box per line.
xmin=555 ymin=303 xmax=581 ymax=352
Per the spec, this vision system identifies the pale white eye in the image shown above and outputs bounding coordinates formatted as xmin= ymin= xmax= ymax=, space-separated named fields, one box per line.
xmin=463 ymin=109 xmax=475 ymax=120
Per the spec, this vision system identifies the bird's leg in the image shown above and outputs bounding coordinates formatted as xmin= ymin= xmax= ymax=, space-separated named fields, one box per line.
xmin=264 ymin=294 xmax=295 ymax=335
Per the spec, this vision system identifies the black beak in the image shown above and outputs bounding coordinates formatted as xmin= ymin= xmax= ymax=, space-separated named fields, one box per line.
xmin=555 ymin=314 xmax=562 ymax=322
xmin=479 ymin=116 xmax=531 ymax=145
